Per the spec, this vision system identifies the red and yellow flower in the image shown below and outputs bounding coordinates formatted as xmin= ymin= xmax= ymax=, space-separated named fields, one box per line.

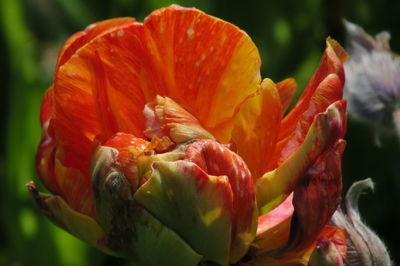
xmin=29 ymin=5 xmax=348 ymax=265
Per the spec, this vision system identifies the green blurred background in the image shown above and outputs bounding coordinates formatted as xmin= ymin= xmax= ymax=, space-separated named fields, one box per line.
xmin=1 ymin=0 xmax=399 ymax=265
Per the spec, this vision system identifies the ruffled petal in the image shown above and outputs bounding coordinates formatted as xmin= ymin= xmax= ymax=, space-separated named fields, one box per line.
xmin=256 ymin=100 xmax=346 ymax=214
xmin=269 ymin=38 xmax=348 ymax=169
xmin=232 ymin=79 xmax=282 ymax=178
xmin=144 ymin=96 xmax=214 ymax=143
xmin=134 ymin=160 xmax=233 ymax=265
xmin=183 ymin=139 xmax=257 ymax=263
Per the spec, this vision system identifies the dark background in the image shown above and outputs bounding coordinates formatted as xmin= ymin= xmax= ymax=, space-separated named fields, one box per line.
xmin=1 ymin=0 xmax=399 ymax=265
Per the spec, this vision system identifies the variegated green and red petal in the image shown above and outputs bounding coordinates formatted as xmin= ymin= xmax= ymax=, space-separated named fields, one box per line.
xmin=282 ymin=140 xmax=345 ymax=253
xmin=134 ymin=160 xmax=234 ymax=265
xmin=232 ymin=79 xmax=282 ymax=178
xmin=183 ymin=139 xmax=258 ymax=263
xmin=256 ymin=100 xmax=346 ymax=214
xmin=269 ymin=38 xmax=348 ymax=169
xmin=253 ymin=138 xmax=344 ymax=254
xmin=247 ymin=141 xmax=345 ymax=265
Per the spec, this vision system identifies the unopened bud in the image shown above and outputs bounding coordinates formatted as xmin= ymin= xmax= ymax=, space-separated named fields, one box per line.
xmin=331 ymin=178 xmax=392 ymax=266
xmin=308 ymin=237 xmax=344 ymax=266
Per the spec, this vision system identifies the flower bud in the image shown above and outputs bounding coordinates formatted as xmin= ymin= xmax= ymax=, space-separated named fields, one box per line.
xmin=331 ymin=178 xmax=392 ymax=265
xmin=308 ymin=237 xmax=344 ymax=266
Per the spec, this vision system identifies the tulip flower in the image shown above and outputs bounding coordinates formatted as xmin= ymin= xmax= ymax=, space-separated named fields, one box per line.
xmin=29 ymin=5 xmax=349 ymax=265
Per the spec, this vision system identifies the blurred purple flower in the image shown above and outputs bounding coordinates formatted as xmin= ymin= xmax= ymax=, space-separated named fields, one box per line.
xmin=344 ymin=20 xmax=400 ymax=136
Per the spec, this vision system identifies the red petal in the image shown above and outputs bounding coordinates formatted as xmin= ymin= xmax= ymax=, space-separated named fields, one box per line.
xmin=270 ymin=38 xmax=348 ymax=169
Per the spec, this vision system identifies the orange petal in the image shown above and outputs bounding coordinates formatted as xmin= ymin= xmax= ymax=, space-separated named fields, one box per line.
xmin=232 ymin=79 xmax=282 ymax=178
xmin=269 ymin=38 xmax=348 ymax=169
xmin=56 ymin=18 xmax=136 ymax=68
xmin=276 ymin=78 xmax=297 ymax=113
xmin=143 ymin=5 xmax=261 ymax=142
xmin=53 ymin=23 xmax=147 ymax=174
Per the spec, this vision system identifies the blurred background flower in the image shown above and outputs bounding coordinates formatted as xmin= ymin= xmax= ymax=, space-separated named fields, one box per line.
xmin=344 ymin=20 xmax=400 ymax=146
xmin=1 ymin=0 xmax=399 ymax=265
